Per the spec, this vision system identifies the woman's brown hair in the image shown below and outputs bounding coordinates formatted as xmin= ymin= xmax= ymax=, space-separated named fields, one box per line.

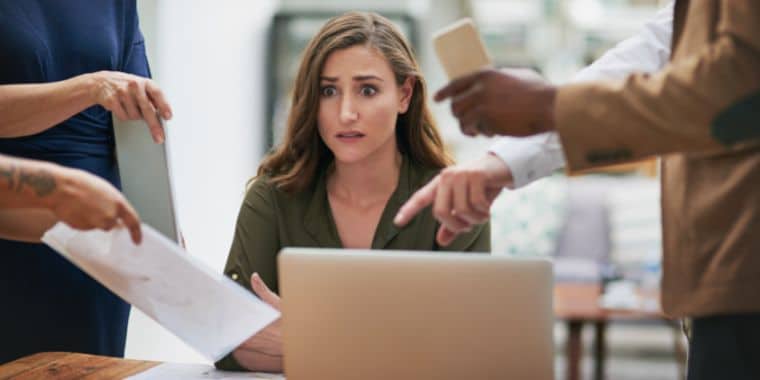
xmin=258 ymin=11 xmax=452 ymax=193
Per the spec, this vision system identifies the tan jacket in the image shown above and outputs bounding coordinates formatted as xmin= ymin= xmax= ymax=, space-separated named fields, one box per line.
xmin=555 ymin=0 xmax=760 ymax=318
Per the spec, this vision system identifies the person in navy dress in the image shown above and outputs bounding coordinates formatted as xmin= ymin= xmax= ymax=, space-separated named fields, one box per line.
xmin=0 ymin=0 xmax=172 ymax=363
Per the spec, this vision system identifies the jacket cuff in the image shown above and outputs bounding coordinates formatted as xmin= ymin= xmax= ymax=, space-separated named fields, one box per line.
xmin=555 ymin=82 xmax=634 ymax=173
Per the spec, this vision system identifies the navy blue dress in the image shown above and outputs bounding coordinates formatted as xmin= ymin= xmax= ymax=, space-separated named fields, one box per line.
xmin=0 ymin=1 xmax=149 ymax=363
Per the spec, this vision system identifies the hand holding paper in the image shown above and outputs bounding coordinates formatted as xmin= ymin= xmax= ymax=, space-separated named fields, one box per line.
xmin=41 ymin=222 xmax=280 ymax=362
xmin=231 ymin=273 xmax=284 ymax=372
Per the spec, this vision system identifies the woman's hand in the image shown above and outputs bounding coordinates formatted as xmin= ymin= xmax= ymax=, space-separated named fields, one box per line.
xmin=233 ymin=273 xmax=284 ymax=372
xmin=87 ymin=71 xmax=173 ymax=143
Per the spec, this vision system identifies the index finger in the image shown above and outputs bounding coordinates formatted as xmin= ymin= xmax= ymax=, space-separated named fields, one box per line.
xmin=394 ymin=176 xmax=439 ymax=227
xmin=118 ymin=200 xmax=143 ymax=244
xmin=132 ymin=82 xmax=164 ymax=144
xmin=434 ymin=70 xmax=482 ymax=102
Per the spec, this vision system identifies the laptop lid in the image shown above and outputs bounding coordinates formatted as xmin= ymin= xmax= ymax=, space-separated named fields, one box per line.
xmin=113 ymin=117 xmax=180 ymax=243
xmin=278 ymin=248 xmax=554 ymax=380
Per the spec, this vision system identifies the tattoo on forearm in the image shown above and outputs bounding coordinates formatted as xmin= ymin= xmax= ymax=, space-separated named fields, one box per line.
xmin=0 ymin=162 xmax=56 ymax=197
xmin=0 ymin=163 xmax=17 ymax=190
xmin=16 ymin=169 xmax=56 ymax=197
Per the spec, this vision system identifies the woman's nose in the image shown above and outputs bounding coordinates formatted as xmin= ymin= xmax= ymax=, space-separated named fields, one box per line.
xmin=339 ymin=95 xmax=359 ymax=124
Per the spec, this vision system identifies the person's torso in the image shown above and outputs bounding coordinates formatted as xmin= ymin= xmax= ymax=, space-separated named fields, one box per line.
xmin=0 ymin=0 xmax=148 ymax=166
xmin=660 ymin=0 xmax=760 ymax=317
xmin=271 ymin=162 xmax=445 ymax=251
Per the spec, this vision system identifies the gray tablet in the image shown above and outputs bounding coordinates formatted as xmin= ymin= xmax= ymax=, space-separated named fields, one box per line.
xmin=113 ymin=117 xmax=180 ymax=243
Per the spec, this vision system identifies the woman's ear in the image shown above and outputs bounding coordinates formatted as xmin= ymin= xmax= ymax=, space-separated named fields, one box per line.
xmin=398 ymin=76 xmax=416 ymax=114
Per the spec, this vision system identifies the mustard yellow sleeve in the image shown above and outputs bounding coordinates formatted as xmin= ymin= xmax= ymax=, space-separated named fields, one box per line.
xmin=555 ymin=0 xmax=760 ymax=172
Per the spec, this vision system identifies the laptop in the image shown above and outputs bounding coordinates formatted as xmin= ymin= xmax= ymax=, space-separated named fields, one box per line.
xmin=278 ymin=248 xmax=554 ymax=380
xmin=113 ymin=117 xmax=180 ymax=243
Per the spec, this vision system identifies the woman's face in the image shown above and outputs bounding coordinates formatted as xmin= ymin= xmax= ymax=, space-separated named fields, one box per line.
xmin=317 ymin=45 xmax=413 ymax=165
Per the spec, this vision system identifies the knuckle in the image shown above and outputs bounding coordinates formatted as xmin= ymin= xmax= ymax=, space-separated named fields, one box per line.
xmin=128 ymin=78 xmax=143 ymax=89
xmin=104 ymin=97 xmax=119 ymax=108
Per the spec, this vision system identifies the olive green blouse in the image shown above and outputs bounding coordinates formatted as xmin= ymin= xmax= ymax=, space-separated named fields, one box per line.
xmin=216 ymin=156 xmax=490 ymax=370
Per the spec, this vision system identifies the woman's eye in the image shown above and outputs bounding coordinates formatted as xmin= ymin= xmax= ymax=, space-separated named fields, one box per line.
xmin=321 ymin=86 xmax=337 ymax=97
xmin=360 ymin=86 xmax=377 ymax=97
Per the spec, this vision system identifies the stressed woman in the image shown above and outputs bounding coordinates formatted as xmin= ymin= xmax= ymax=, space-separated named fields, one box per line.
xmin=216 ymin=11 xmax=490 ymax=372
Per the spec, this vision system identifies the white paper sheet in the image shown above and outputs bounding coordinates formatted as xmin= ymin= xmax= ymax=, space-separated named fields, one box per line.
xmin=42 ymin=222 xmax=280 ymax=362
xmin=126 ymin=363 xmax=285 ymax=380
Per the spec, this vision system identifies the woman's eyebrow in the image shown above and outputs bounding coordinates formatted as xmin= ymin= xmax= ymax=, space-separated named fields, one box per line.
xmin=319 ymin=75 xmax=384 ymax=82
xmin=353 ymin=75 xmax=383 ymax=82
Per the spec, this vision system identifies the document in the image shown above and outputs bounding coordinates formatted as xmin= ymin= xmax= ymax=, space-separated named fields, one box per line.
xmin=42 ymin=222 xmax=280 ymax=362
xmin=126 ymin=363 xmax=284 ymax=380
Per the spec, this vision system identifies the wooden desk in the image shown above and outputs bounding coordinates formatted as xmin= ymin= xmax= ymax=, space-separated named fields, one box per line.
xmin=0 ymin=352 xmax=159 ymax=379
xmin=554 ymin=283 xmax=685 ymax=380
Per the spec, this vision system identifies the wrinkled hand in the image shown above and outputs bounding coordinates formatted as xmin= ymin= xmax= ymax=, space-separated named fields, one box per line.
xmin=88 ymin=71 xmax=173 ymax=143
xmin=435 ymin=68 xmax=557 ymax=137
xmin=49 ymin=167 xmax=142 ymax=243
xmin=233 ymin=273 xmax=283 ymax=372
xmin=394 ymin=153 xmax=512 ymax=246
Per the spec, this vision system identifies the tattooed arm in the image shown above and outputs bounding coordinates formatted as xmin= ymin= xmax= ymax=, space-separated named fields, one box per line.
xmin=0 ymin=209 xmax=55 ymax=242
xmin=0 ymin=154 xmax=143 ymax=243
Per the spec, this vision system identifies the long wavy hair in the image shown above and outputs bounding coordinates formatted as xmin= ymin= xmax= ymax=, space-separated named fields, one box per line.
xmin=257 ymin=11 xmax=452 ymax=193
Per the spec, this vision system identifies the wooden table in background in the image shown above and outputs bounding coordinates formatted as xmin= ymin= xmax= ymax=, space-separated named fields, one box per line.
xmin=554 ymin=283 xmax=685 ymax=380
xmin=0 ymin=352 xmax=158 ymax=379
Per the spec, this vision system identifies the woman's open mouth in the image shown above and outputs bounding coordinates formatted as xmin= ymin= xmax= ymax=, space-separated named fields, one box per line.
xmin=336 ymin=131 xmax=365 ymax=142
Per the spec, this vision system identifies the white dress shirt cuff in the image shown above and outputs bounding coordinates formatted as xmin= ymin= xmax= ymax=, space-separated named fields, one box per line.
xmin=488 ymin=132 xmax=566 ymax=189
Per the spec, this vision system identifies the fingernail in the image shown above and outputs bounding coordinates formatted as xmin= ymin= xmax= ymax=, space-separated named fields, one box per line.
xmin=164 ymin=110 xmax=172 ymax=120
xmin=393 ymin=212 xmax=403 ymax=225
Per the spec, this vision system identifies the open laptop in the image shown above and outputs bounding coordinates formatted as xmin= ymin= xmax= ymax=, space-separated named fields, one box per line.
xmin=278 ymin=248 xmax=554 ymax=380
xmin=113 ymin=117 xmax=180 ymax=242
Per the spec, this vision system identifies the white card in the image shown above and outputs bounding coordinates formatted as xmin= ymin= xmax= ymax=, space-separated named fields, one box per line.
xmin=42 ymin=222 xmax=280 ymax=362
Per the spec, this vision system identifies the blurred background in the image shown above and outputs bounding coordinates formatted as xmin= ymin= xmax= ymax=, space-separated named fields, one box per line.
xmin=131 ymin=1 xmax=681 ymax=379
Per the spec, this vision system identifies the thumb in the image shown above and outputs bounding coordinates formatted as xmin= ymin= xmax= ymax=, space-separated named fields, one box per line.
xmin=251 ymin=272 xmax=281 ymax=310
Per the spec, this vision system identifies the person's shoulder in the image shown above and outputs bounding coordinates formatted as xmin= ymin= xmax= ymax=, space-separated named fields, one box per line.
xmin=245 ymin=174 xmax=312 ymax=207
xmin=244 ymin=175 xmax=279 ymax=206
